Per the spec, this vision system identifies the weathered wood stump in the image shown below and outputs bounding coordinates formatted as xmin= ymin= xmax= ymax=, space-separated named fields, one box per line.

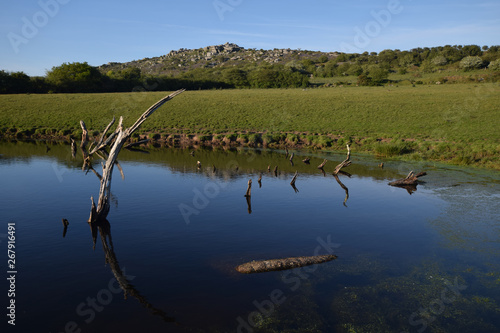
xmin=389 ymin=171 xmax=427 ymax=186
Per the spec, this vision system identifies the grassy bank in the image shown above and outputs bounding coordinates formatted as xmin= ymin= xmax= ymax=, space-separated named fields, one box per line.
xmin=0 ymin=84 xmax=499 ymax=169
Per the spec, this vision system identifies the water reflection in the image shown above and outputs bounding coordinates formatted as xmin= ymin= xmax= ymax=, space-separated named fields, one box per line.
xmin=89 ymin=219 xmax=178 ymax=325
xmin=333 ymin=172 xmax=349 ymax=207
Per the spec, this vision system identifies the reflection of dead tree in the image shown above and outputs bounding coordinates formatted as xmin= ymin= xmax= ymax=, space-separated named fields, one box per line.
xmin=62 ymin=218 xmax=69 ymax=237
xmin=70 ymin=139 xmax=76 ymax=158
xmin=90 ymin=220 xmax=177 ymax=324
xmin=82 ymin=89 xmax=185 ymax=223
xmin=333 ymin=144 xmax=351 ymax=175
xmin=245 ymin=196 xmax=252 ymax=214
xmin=236 ymin=254 xmax=338 ymax=274
xmin=333 ymin=173 xmax=349 ymax=207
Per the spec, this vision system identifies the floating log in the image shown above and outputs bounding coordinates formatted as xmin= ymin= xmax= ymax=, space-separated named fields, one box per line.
xmin=333 ymin=144 xmax=351 ymax=175
xmin=235 ymin=254 xmax=338 ymax=274
xmin=302 ymin=158 xmax=310 ymax=164
xmin=317 ymin=159 xmax=328 ymax=169
xmin=389 ymin=171 xmax=427 ymax=186
xmin=244 ymin=179 xmax=252 ymax=197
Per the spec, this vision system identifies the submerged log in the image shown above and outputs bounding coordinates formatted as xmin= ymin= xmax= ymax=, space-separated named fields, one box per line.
xmin=236 ymin=254 xmax=338 ymax=274
xmin=389 ymin=171 xmax=427 ymax=186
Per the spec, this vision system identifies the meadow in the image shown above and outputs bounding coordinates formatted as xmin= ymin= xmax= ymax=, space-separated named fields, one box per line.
xmin=0 ymin=83 xmax=499 ymax=168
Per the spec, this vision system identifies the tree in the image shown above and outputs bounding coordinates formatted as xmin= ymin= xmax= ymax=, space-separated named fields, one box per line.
xmin=432 ymin=55 xmax=448 ymax=67
xmin=367 ymin=65 xmax=389 ymax=84
xmin=46 ymin=62 xmax=103 ymax=92
xmin=459 ymin=56 xmax=484 ymax=71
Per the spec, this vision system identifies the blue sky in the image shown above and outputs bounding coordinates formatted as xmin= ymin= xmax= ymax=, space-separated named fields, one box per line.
xmin=1 ymin=0 xmax=499 ymax=76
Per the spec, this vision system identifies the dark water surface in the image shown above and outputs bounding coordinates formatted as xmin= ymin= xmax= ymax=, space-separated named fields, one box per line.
xmin=1 ymin=141 xmax=499 ymax=333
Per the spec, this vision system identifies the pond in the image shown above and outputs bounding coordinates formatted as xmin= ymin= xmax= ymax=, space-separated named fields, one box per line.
xmin=1 ymin=140 xmax=499 ymax=333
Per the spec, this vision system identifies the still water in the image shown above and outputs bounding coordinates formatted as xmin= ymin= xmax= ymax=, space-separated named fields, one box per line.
xmin=1 ymin=141 xmax=499 ymax=333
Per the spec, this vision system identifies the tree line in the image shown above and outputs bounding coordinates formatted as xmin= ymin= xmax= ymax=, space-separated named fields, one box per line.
xmin=1 ymin=44 xmax=499 ymax=94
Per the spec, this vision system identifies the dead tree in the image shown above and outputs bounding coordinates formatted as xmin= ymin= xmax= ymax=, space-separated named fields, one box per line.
xmin=333 ymin=144 xmax=351 ymax=175
xmin=235 ymin=254 xmax=338 ymax=274
xmin=244 ymin=179 xmax=252 ymax=197
xmin=317 ymin=159 xmax=328 ymax=169
xmin=84 ymin=89 xmax=185 ymax=223
xmin=389 ymin=171 xmax=427 ymax=186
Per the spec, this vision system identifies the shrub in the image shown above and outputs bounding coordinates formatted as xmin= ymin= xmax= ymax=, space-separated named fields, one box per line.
xmin=488 ymin=59 xmax=500 ymax=71
xmin=459 ymin=56 xmax=484 ymax=71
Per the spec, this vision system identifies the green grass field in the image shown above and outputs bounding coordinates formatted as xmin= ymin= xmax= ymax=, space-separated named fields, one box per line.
xmin=0 ymin=83 xmax=499 ymax=168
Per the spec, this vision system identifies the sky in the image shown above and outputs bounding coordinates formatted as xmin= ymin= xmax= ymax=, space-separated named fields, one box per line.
xmin=1 ymin=0 xmax=499 ymax=76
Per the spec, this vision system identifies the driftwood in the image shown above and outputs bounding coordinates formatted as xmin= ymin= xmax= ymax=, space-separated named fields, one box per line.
xmin=302 ymin=158 xmax=310 ymax=164
xmin=85 ymin=89 xmax=185 ymax=223
xmin=317 ymin=159 xmax=328 ymax=169
xmin=290 ymin=171 xmax=298 ymax=186
xmin=333 ymin=144 xmax=351 ymax=175
xmin=290 ymin=171 xmax=299 ymax=193
xmin=389 ymin=171 xmax=427 ymax=186
xmin=244 ymin=179 xmax=252 ymax=197
xmin=235 ymin=254 xmax=338 ymax=274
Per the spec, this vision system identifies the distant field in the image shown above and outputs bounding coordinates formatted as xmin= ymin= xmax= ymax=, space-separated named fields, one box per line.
xmin=0 ymin=84 xmax=499 ymax=168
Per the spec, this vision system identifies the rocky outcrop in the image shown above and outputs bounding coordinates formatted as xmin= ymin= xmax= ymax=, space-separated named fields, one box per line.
xmin=98 ymin=42 xmax=338 ymax=76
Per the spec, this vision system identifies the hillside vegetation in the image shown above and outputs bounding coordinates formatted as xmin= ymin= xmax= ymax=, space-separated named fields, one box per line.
xmin=1 ymin=43 xmax=500 ymax=93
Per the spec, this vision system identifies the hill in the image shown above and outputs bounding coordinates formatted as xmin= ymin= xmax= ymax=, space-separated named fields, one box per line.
xmin=99 ymin=42 xmax=339 ymax=76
